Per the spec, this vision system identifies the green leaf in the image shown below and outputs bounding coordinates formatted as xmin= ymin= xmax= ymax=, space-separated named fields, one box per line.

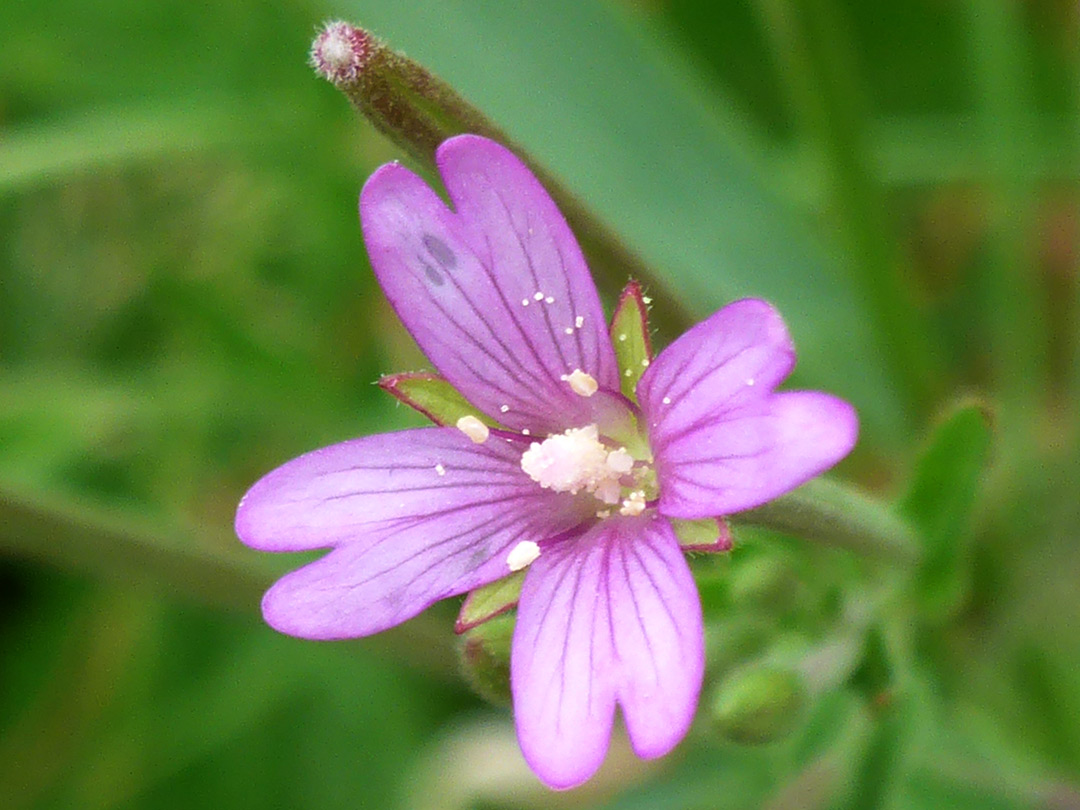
xmin=378 ymin=372 xmax=498 ymax=427
xmin=454 ymin=571 xmax=524 ymax=633
xmin=610 ymin=280 xmax=654 ymax=401
xmin=0 ymin=97 xmax=288 ymax=195
xmin=898 ymin=403 xmax=993 ymax=620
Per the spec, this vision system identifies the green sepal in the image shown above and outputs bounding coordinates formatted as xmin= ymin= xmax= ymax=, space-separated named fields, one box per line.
xmin=672 ymin=517 xmax=733 ymax=552
xmin=378 ymin=372 xmax=498 ymax=427
xmin=458 ymin=614 xmax=514 ymax=706
xmin=454 ymin=570 xmax=525 ymax=634
xmin=609 ymin=280 xmax=653 ymax=401
xmin=898 ymin=402 xmax=993 ymax=620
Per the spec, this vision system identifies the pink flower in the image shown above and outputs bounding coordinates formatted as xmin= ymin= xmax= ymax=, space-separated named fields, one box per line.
xmin=235 ymin=135 xmax=857 ymax=788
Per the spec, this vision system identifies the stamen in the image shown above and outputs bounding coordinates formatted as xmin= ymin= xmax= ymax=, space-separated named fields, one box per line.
xmin=620 ymin=490 xmax=646 ymax=516
xmin=566 ymin=369 xmax=598 ymax=397
xmin=606 ymin=448 xmax=634 ymax=474
xmin=506 ymin=540 xmax=541 ymax=571
xmin=456 ymin=415 xmax=489 ymax=444
xmin=575 ymin=315 xmax=584 ymax=328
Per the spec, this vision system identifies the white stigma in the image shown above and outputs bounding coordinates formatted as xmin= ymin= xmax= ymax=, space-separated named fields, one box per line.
xmin=435 ymin=463 xmax=446 ymax=476
xmin=506 ymin=540 xmax=541 ymax=572
xmin=456 ymin=415 xmax=489 ymax=443
xmin=520 ymin=425 xmax=631 ymax=504
xmin=566 ymin=369 xmax=598 ymax=397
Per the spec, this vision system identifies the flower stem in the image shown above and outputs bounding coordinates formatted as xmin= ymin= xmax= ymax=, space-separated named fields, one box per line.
xmin=732 ymin=478 xmax=920 ymax=566
xmin=311 ymin=21 xmax=693 ymax=336
xmin=0 ymin=483 xmax=458 ymax=678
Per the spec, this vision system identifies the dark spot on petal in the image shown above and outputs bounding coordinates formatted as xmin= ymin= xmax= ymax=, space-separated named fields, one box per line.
xmin=422 ymin=233 xmax=456 ymax=269
xmin=420 ymin=260 xmax=444 ymax=286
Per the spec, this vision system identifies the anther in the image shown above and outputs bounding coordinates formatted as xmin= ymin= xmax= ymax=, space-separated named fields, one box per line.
xmin=456 ymin=415 xmax=489 ymax=444
xmin=506 ymin=540 xmax=541 ymax=571
xmin=566 ymin=369 xmax=598 ymax=397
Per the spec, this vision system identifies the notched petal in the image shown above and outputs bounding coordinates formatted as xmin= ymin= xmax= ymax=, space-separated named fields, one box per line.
xmin=511 ymin=516 xmax=704 ymax=788
xmin=236 ymin=427 xmax=582 ymax=639
xmin=360 ymin=136 xmax=619 ymax=435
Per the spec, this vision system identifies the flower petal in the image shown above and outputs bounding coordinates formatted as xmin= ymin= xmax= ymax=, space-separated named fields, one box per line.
xmin=638 ymin=298 xmax=796 ymax=427
xmin=639 ymin=299 xmax=857 ymax=517
xmin=360 ymin=135 xmax=619 ymax=435
xmin=511 ymin=515 xmax=703 ymax=789
xmin=652 ymin=391 xmax=858 ymax=518
xmin=235 ymin=428 xmax=583 ymax=639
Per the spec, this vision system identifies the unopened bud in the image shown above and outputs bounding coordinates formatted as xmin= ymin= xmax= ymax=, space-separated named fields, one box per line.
xmin=709 ymin=665 xmax=806 ymax=745
xmin=458 ymin=614 xmax=514 ymax=706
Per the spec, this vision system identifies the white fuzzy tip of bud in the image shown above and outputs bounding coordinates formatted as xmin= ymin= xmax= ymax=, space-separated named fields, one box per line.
xmin=310 ymin=21 xmax=371 ymax=84
xmin=566 ymin=369 xmax=598 ymax=397
xmin=456 ymin=414 xmax=490 ymax=444
xmin=507 ymin=540 xmax=541 ymax=572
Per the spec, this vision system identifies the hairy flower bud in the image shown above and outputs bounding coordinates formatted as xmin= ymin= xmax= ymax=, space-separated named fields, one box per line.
xmin=709 ymin=665 xmax=806 ymax=745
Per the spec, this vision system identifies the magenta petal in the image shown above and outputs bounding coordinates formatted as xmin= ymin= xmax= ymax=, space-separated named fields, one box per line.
xmin=639 ymin=298 xmax=796 ymax=426
xmin=639 ymin=299 xmax=857 ymax=517
xmin=235 ymin=428 xmax=581 ymax=639
xmin=360 ymin=135 xmax=619 ymax=434
xmin=651 ymin=391 xmax=858 ymax=518
xmin=511 ymin=515 xmax=704 ymax=789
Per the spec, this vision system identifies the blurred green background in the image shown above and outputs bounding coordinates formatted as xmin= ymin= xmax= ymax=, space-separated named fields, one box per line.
xmin=2 ymin=0 xmax=1078 ymax=807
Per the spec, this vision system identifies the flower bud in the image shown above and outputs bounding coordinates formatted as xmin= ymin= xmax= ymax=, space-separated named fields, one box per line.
xmin=709 ymin=665 xmax=807 ymax=745
xmin=458 ymin=613 xmax=514 ymax=706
